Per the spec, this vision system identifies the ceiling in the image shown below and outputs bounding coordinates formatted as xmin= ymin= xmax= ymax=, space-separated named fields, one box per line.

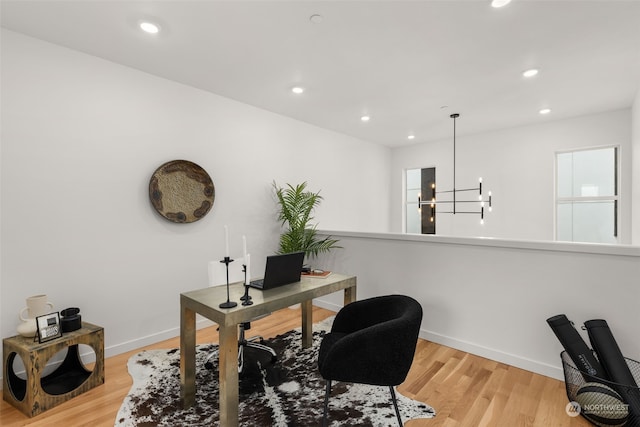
xmin=2 ymin=0 xmax=640 ymax=147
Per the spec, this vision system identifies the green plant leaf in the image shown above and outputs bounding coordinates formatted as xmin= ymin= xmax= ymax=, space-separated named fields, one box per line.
xmin=273 ymin=181 xmax=341 ymax=258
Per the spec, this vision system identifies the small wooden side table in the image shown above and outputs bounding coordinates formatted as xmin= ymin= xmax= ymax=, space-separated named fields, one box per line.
xmin=2 ymin=322 xmax=104 ymax=417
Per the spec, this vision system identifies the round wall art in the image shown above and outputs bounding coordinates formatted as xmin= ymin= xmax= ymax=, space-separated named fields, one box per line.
xmin=149 ymin=160 xmax=215 ymax=223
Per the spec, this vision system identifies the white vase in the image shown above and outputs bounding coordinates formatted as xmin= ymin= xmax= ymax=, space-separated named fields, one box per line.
xmin=17 ymin=318 xmax=38 ymax=337
xmin=19 ymin=294 xmax=54 ymax=321
xmin=17 ymin=294 xmax=54 ymax=337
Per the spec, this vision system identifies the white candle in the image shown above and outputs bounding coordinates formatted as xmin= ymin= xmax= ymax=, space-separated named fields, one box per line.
xmin=224 ymin=225 xmax=229 ymax=257
xmin=242 ymin=235 xmax=247 ymax=261
xmin=245 ymin=253 xmax=251 ymax=285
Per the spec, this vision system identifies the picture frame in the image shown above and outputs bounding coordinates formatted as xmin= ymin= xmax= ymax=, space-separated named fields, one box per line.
xmin=36 ymin=312 xmax=62 ymax=343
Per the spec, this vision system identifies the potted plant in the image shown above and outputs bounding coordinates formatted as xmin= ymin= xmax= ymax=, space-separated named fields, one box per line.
xmin=273 ymin=181 xmax=340 ymax=259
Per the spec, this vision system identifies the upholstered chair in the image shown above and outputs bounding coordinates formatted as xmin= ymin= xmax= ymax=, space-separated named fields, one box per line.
xmin=317 ymin=294 xmax=423 ymax=426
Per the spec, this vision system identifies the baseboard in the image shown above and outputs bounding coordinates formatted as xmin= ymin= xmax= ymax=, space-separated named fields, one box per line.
xmin=421 ymin=329 xmax=564 ymax=381
xmin=104 ymin=317 xmax=215 ymax=359
xmin=81 ymin=303 xmax=341 ymax=362
xmin=311 ymin=298 xmax=343 ymax=313
xmin=313 ymin=298 xmax=564 ymax=380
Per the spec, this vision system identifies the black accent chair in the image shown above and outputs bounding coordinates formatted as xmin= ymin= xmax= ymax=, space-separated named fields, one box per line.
xmin=317 ymin=294 xmax=423 ymax=427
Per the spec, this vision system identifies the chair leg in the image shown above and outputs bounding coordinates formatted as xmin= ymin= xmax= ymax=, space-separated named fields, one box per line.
xmin=322 ymin=380 xmax=332 ymax=427
xmin=245 ymin=341 xmax=278 ymax=362
xmin=389 ymin=386 xmax=403 ymax=426
xmin=238 ymin=323 xmax=277 ymax=373
xmin=204 ymin=349 xmax=218 ymax=370
xmin=238 ymin=344 xmax=244 ymax=374
xmin=205 ymin=323 xmax=276 ymax=373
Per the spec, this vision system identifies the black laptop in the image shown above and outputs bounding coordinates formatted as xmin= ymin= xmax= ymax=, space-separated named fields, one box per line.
xmin=249 ymin=251 xmax=305 ymax=290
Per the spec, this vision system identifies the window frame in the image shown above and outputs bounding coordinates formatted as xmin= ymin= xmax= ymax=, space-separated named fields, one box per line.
xmin=554 ymin=145 xmax=620 ymax=243
xmin=404 ymin=166 xmax=436 ymax=234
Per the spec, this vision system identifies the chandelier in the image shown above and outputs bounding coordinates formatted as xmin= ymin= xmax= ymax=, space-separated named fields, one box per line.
xmin=418 ymin=113 xmax=493 ymax=224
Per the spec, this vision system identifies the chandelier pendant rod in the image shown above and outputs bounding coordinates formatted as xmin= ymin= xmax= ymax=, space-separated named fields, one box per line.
xmin=452 ymin=113 xmax=458 ymax=214
xmin=439 ymin=211 xmax=482 ymax=214
xmin=425 ymin=200 xmax=487 ymax=204
xmin=436 ymin=187 xmax=480 ymax=194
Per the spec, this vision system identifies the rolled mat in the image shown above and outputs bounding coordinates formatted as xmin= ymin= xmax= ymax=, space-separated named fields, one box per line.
xmin=547 ymin=314 xmax=606 ymax=382
xmin=584 ymin=319 xmax=640 ymax=422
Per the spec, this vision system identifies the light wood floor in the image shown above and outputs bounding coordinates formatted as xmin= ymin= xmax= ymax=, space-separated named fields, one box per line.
xmin=1 ymin=306 xmax=590 ymax=426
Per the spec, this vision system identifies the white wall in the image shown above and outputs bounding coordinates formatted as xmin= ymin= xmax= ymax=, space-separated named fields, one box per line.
xmin=390 ymin=110 xmax=633 ymax=243
xmin=315 ymin=231 xmax=640 ymax=380
xmin=2 ymin=27 xmax=638 ymax=390
xmin=632 ymin=88 xmax=640 ymax=244
xmin=0 ymin=30 xmax=391 ymax=361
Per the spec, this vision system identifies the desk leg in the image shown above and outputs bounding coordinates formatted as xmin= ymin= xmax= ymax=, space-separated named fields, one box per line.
xmin=344 ymin=284 xmax=357 ymax=305
xmin=219 ymin=323 xmax=239 ymax=427
xmin=301 ymin=300 xmax=313 ymax=348
xmin=180 ymin=304 xmax=196 ymax=408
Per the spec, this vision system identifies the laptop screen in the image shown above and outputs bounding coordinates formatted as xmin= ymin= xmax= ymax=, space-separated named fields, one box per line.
xmin=251 ymin=251 xmax=305 ymax=290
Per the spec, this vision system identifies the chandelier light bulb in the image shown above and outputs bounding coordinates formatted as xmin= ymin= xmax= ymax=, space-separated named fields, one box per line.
xmin=309 ymin=14 xmax=324 ymax=24
xmin=140 ymin=21 xmax=160 ymax=34
xmin=491 ymin=0 xmax=512 ymax=8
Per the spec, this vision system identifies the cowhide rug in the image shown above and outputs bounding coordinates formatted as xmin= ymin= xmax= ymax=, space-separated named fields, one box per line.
xmin=115 ymin=317 xmax=435 ymax=426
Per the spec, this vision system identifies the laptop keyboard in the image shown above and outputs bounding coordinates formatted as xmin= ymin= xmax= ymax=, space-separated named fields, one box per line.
xmin=250 ymin=279 xmax=264 ymax=289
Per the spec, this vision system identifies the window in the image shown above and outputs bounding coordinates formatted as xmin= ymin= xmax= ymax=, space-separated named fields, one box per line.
xmin=405 ymin=167 xmax=436 ymax=234
xmin=556 ymin=147 xmax=619 ymax=244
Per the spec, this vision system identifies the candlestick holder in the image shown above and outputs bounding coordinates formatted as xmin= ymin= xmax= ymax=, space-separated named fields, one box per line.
xmin=241 ymin=263 xmax=253 ymax=306
xmin=218 ymin=257 xmax=238 ymax=309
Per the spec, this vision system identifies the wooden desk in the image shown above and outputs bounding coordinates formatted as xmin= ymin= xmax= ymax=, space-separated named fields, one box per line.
xmin=180 ymin=273 xmax=356 ymax=426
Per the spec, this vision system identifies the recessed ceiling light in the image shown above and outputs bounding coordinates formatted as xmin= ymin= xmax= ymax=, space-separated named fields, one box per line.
xmin=140 ymin=21 xmax=160 ymax=34
xmin=360 ymin=115 xmax=371 ymax=122
xmin=407 ymin=135 xmax=416 ymax=140
xmin=491 ymin=0 xmax=512 ymax=8
xmin=310 ymin=14 xmax=324 ymax=24
xmin=291 ymin=86 xmax=305 ymax=94
xmin=539 ymin=108 xmax=551 ymax=115
xmin=523 ymin=68 xmax=539 ymax=78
